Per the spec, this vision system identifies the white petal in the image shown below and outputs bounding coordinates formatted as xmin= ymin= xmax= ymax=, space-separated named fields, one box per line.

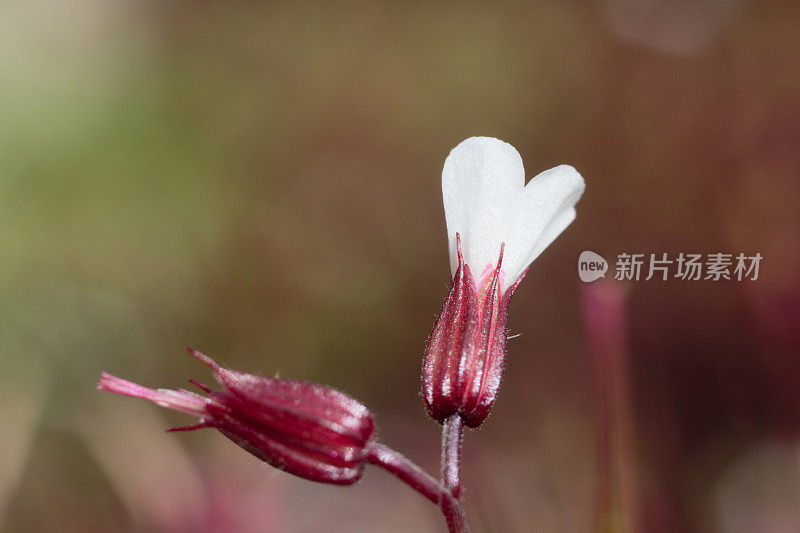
xmin=442 ymin=138 xmax=585 ymax=290
xmin=509 ymin=165 xmax=585 ymax=281
xmin=442 ymin=137 xmax=524 ymax=278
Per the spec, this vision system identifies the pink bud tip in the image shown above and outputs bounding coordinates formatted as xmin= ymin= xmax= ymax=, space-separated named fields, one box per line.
xmin=97 ymin=372 xmax=159 ymax=402
xmin=186 ymin=347 xmax=220 ymax=371
xmin=97 ymin=372 xmax=208 ymax=418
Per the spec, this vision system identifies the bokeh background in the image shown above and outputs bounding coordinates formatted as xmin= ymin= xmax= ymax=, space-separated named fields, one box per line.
xmin=2 ymin=1 xmax=799 ymax=531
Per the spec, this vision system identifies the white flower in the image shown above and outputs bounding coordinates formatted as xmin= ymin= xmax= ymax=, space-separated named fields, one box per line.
xmin=442 ymin=136 xmax=585 ymax=291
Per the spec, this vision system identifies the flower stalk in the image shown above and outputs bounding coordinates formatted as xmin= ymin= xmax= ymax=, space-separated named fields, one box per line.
xmin=441 ymin=415 xmax=467 ymax=532
xmin=365 ymin=442 xmax=443 ymax=505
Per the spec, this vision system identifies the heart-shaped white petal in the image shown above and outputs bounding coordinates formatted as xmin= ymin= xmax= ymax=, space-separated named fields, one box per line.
xmin=442 ymin=137 xmax=585 ymax=290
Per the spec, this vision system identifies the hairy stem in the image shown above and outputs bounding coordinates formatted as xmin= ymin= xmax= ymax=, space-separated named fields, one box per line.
xmin=441 ymin=415 xmax=467 ymax=532
xmin=366 ymin=441 xmax=444 ymax=505
xmin=366 ymin=429 xmax=469 ymax=533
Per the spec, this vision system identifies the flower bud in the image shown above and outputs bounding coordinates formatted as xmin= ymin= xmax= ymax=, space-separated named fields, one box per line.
xmin=98 ymin=349 xmax=375 ymax=485
xmin=422 ymin=235 xmax=524 ymax=428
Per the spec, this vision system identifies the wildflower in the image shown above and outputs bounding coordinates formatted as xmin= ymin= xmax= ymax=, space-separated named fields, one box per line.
xmin=97 ymin=349 xmax=375 ymax=485
xmin=423 ymin=137 xmax=585 ymax=427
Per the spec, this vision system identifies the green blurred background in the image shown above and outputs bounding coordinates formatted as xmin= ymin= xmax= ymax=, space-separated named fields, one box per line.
xmin=2 ymin=1 xmax=799 ymax=531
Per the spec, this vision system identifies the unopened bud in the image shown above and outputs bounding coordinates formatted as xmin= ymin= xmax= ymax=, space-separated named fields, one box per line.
xmin=98 ymin=349 xmax=375 ymax=485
